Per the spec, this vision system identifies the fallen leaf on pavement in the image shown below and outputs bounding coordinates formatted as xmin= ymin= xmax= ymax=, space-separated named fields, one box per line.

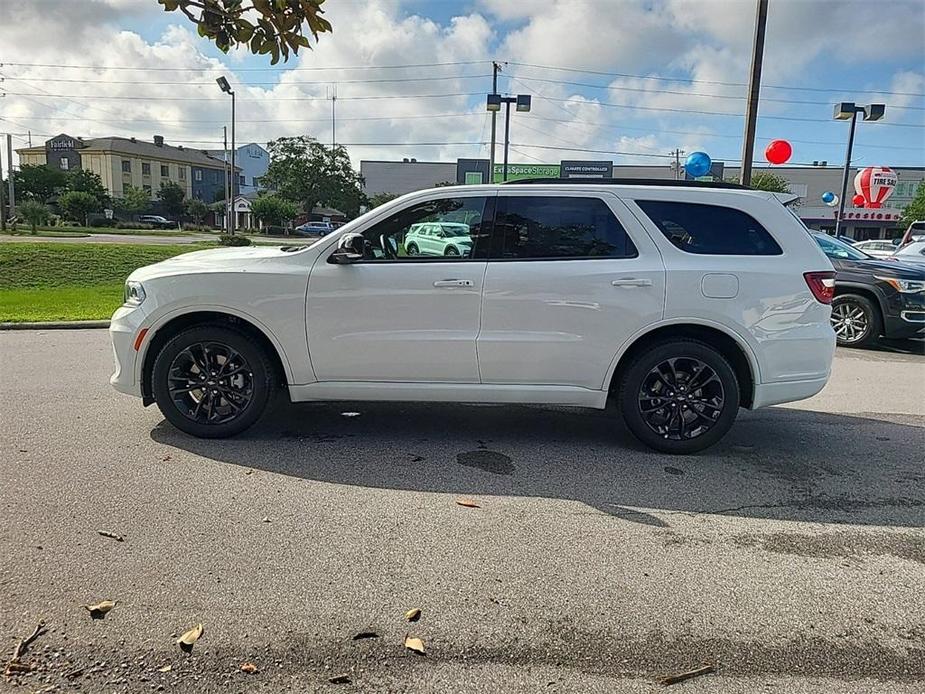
xmin=657 ymin=664 xmax=714 ymax=686
xmin=404 ymin=608 xmax=421 ymax=622
xmin=177 ymin=623 xmax=204 ymax=653
xmin=162 ymin=455 xmax=172 ymax=461
xmin=329 ymin=673 xmax=352 ymax=684
xmin=403 ymin=635 xmax=426 ymax=655
xmin=245 ymin=469 xmax=254 ymax=475
xmin=97 ymin=530 xmax=124 ymax=542
xmin=455 ymin=498 xmax=480 ymax=508
xmin=240 ymin=662 xmax=258 ymax=674
xmin=352 ymin=631 xmax=379 ymax=640
xmin=83 ymin=600 xmax=117 ymax=620
xmin=262 ymin=517 xmax=271 ymax=523
xmin=157 ymin=665 xmax=172 ymax=673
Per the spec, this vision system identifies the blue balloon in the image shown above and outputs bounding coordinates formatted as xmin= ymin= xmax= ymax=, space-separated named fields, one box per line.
xmin=821 ymin=191 xmax=835 ymax=204
xmin=685 ymin=151 xmax=712 ymax=178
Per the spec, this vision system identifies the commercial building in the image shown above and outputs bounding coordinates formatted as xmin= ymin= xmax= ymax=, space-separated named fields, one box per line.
xmin=16 ymin=133 xmax=238 ymax=204
xmin=361 ymin=158 xmax=924 ymax=240
xmin=205 ymin=142 xmax=269 ymax=195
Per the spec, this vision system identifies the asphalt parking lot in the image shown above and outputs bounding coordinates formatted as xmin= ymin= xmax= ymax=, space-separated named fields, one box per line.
xmin=1 ymin=330 xmax=923 ymax=693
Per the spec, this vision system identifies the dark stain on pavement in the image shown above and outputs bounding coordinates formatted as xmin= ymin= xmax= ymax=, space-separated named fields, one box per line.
xmin=733 ymin=531 xmax=925 ymax=564
xmin=457 ymin=450 xmax=515 ymax=475
xmin=664 ymin=466 xmax=684 ymax=476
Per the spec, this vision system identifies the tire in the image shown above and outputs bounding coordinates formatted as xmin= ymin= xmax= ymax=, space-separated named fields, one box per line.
xmin=444 ymin=245 xmax=460 ymax=257
xmin=152 ymin=324 xmax=275 ymax=438
xmin=406 ymin=243 xmax=419 ymax=256
xmin=618 ymin=339 xmax=740 ymax=454
xmin=831 ymin=294 xmax=879 ymax=348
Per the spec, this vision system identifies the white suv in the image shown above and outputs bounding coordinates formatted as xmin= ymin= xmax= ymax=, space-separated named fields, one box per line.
xmin=405 ymin=222 xmax=473 ymax=257
xmin=110 ymin=181 xmax=836 ymax=453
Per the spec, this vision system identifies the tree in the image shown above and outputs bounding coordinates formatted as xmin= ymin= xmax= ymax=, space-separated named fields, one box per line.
xmin=251 ymin=194 xmax=297 ymax=228
xmin=262 ymin=136 xmax=365 ymax=218
xmin=748 ymin=171 xmax=790 ymax=193
xmin=901 ymin=181 xmax=925 ymax=228
xmin=18 ymin=200 xmax=50 ymax=234
xmin=368 ymin=192 xmax=399 ymax=209
xmin=157 ymin=181 xmax=186 ymax=218
xmin=67 ymin=169 xmax=109 ymax=207
xmin=115 ymin=185 xmax=151 ymax=218
xmin=184 ymin=197 xmax=209 ymax=225
xmin=58 ymin=190 xmax=101 ymax=226
xmin=158 ymin=0 xmax=332 ymax=64
xmin=13 ymin=164 xmax=68 ymax=202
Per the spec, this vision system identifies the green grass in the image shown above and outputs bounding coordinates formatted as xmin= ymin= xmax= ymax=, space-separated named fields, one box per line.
xmin=0 ymin=242 xmax=211 ymax=322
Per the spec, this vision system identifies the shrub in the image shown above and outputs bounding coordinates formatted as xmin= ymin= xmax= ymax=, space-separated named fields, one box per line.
xmin=115 ymin=221 xmax=154 ymax=230
xmin=18 ymin=200 xmax=51 ymax=234
xmin=265 ymin=225 xmax=286 ymax=236
xmin=218 ymin=234 xmax=252 ymax=246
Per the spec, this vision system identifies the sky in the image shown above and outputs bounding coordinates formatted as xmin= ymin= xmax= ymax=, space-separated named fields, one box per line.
xmin=1 ymin=0 xmax=923 ymax=173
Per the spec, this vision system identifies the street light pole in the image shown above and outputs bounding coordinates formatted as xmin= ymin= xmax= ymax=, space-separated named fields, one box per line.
xmin=486 ymin=93 xmax=530 ymax=184
xmin=216 ymin=76 xmax=236 ymax=235
xmin=488 ymin=61 xmax=501 ymax=183
xmin=502 ymin=99 xmax=511 ymax=182
xmin=834 ymin=110 xmax=858 ymax=238
xmin=833 ymin=102 xmax=885 ymax=237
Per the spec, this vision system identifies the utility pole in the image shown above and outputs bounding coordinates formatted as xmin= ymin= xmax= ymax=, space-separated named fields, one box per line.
xmin=0 ymin=139 xmax=6 ymax=233
xmin=329 ymin=84 xmax=337 ymax=156
xmin=489 ymin=61 xmax=501 ymax=183
xmin=670 ymin=149 xmax=685 ymax=180
xmin=739 ymin=0 xmax=768 ymax=187
xmin=5 ymin=133 xmax=13 ymax=217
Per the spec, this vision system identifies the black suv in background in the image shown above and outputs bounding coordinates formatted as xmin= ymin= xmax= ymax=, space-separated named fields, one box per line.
xmin=813 ymin=233 xmax=925 ymax=347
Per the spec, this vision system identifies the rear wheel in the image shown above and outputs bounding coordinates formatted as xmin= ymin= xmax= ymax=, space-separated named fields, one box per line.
xmin=152 ymin=325 xmax=275 ymax=438
xmin=406 ymin=243 xmax=419 ymax=256
xmin=444 ymin=245 xmax=460 ymax=257
xmin=619 ymin=339 xmax=740 ymax=454
xmin=831 ymin=294 xmax=879 ymax=348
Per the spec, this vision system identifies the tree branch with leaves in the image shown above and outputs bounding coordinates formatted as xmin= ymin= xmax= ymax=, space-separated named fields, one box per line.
xmin=159 ymin=0 xmax=332 ymax=64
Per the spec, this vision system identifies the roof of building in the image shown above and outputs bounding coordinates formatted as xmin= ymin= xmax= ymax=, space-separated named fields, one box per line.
xmin=17 ymin=135 xmax=237 ymax=170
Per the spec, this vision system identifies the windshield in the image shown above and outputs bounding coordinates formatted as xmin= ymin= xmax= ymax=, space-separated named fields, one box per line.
xmin=813 ymin=234 xmax=871 ymax=261
xmin=896 ymin=241 xmax=925 ymax=257
xmin=441 ymin=225 xmax=470 ymax=237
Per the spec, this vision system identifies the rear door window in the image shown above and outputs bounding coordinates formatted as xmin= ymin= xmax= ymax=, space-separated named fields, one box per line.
xmin=636 ymin=200 xmax=783 ymax=255
xmin=493 ymin=196 xmax=637 ymax=259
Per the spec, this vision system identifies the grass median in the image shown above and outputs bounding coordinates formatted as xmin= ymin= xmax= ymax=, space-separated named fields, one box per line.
xmin=0 ymin=242 xmax=210 ymax=322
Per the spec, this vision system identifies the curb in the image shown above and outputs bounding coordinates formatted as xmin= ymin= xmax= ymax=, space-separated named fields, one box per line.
xmin=0 ymin=320 xmax=111 ymax=331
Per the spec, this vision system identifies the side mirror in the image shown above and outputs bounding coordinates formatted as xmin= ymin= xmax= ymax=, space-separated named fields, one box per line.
xmin=329 ymin=232 xmax=365 ymax=264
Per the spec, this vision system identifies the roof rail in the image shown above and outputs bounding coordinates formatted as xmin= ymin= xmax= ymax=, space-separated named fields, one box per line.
xmin=501 ymin=177 xmax=749 ymax=190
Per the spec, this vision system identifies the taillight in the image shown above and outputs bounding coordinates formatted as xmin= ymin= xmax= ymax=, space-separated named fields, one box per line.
xmin=804 ymin=271 xmax=836 ymax=304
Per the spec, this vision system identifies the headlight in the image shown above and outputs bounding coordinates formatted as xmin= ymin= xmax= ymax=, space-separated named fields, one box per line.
xmin=123 ymin=280 xmax=146 ymax=306
xmin=875 ymin=276 xmax=925 ymax=294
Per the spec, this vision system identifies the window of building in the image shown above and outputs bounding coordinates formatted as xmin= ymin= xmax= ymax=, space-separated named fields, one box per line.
xmin=178 ymin=167 xmax=186 ymax=180
xmin=59 ymin=157 xmax=69 ymax=170
xmin=493 ymin=196 xmax=637 ymax=259
xmin=194 ymin=170 xmax=202 ymax=182
xmin=141 ymin=162 xmax=151 ymax=175
xmin=142 ymin=184 xmax=152 ymax=195
xmin=355 ymin=196 xmax=491 ymax=261
xmin=636 ymin=200 xmax=783 ymax=256
xmin=239 ymin=174 xmax=245 ymax=186
xmin=121 ymin=160 xmax=131 ymax=173
xmin=160 ymin=164 xmax=169 ymax=177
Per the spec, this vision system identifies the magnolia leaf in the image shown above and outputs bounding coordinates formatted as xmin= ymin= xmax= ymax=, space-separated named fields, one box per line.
xmin=84 ymin=600 xmax=117 ymax=620
xmin=455 ymin=498 xmax=480 ymax=508
xmin=329 ymin=673 xmax=352 ymax=684
xmin=240 ymin=662 xmax=258 ymax=674
xmin=177 ymin=623 xmax=204 ymax=653
xmin=97 ymin=529 xmax=124 ymax=542
xmin=403 ymin=635 xmax=425 ymax=655
xmin=403 ymin=608 xmax=421 ymax=623
xmin=158 ymin=665 xmax=172 ymax=673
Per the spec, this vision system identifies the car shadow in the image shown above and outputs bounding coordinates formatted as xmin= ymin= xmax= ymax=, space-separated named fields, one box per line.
xmin=150 ymin=400 xmax=925 ymax=528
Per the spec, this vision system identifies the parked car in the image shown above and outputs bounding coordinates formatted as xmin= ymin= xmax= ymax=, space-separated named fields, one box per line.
xmin=110 ymin=180 xmax=836 ymax=454
xmin=812 ymin=233 xmax=925 ymax=347
xmin=404 ymin=222 xmax=473 ymax=257
xmin=852 ymin=239 xmax=899 ymax=259
xmin=294 ymin=221 xmax=334 ymax=236
xmin=138 ymin=215 xmax=177 ymax=230
xmin=891 ymin=240 xmax=925 ymax=267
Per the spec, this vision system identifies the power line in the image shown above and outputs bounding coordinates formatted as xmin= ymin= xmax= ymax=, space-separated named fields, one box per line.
xmin=12 ymin=112 xmax=481 ymax=125
xmin=506 ymin=61 xmax=925 ymax=98
xmin=1 ymin=90 xmax=484 ymax=102
xmin=1 ymin=60 xmax=492 ymax=72
xmin=2 ymin=74 xmax=491 ymax=87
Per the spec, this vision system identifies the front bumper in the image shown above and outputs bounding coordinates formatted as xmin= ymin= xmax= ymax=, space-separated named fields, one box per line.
xmin=884 ymin=291 xmax=925 ymax=339
xmin=109 ymin=304 xmax=148 ymax=397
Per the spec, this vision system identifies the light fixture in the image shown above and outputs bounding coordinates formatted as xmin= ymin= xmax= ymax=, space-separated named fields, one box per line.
xmin=486 ymin=94 xmax=501 ymax=112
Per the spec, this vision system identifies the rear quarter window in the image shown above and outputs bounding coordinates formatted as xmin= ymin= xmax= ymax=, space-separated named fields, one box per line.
xmin=636 ymin=200 xmax=783 ymax=256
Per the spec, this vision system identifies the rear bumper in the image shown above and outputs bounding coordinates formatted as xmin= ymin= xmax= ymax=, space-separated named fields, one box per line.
xmin=751 ymin=375 xmax=829 ymax=409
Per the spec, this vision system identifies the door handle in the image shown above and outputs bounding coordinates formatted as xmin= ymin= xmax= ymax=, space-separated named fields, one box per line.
xmin=433 ymin=279 xmax=473 ymax=288
xmin=611 ymin=278 xmax=652 ymax=287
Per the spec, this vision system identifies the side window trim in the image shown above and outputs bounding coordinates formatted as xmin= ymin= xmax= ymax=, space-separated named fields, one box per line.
xmin=488 ymin=192 xmax=638 ymax=261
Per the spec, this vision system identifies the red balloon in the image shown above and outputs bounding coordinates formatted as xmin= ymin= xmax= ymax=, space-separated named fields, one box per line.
xmin=852 ymin=193 xmax=865 ymax=207
xmin=765 ymin=139 xmax=792 ymax=165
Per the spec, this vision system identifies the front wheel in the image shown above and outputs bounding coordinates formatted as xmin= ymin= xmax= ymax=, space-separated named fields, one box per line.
xmin=831 ymin=294 xmax=879 ymax=348
xmin=618 ymin=339 xmax=740 ymax=454
xmin=152 ymin=325 xmax=275 ymax=438
xmin=406 ymin=243 xmax=419 ymax=256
